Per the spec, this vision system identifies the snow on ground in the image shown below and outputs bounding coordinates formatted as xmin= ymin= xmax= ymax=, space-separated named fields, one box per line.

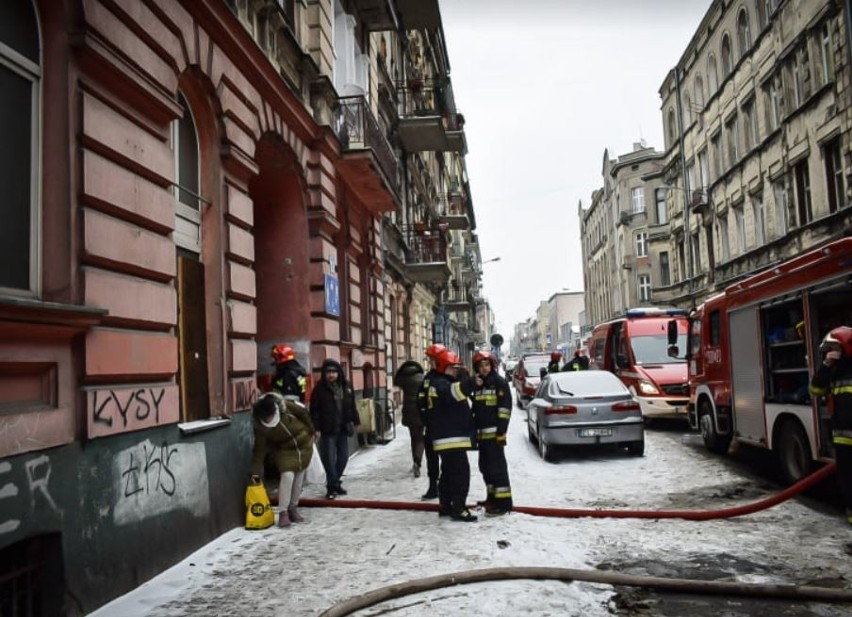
xmin=91 ymin=396 xmax=852 ymax=617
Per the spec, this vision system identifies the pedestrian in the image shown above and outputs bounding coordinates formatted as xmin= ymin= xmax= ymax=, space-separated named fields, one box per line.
xmin=425 ymin=349 xmax=477 ymax=522
xmin=547 ymin=351 xmax=563 ymax=374
xmin=310 ymin=359 xmax=359 ymax=499
xmin=469 ymin=350 xmax=513 ymax=516
xmin=393 ymin=360 xmax=426 ymax=478
xmin=417 ymin=343 xmax=446 ymax=500
xmin=249 ymin=391 xmax=315 ymax=528
xmin=809 ymin=326 xmax=852 ymax=549
xmin=271 ymin=344 xmax=308 ymax=402
xmin=563 ymin=349 xmax=590 ymax=371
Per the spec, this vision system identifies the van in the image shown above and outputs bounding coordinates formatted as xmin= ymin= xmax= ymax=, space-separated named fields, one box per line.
xmin=588 ymin=308 xmax=689 ymax=420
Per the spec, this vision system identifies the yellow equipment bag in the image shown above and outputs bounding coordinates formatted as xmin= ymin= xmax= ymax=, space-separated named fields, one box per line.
xmin=245 ymin=482 xmax=274 ymax=530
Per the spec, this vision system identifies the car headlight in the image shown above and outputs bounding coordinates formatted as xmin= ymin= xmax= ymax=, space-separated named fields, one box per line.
xmin=637 ymin=380 xmax=660 ymax=395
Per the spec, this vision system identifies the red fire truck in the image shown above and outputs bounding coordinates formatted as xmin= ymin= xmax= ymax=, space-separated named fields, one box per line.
xmin=672 ymin=237 xmax=852 ymax=483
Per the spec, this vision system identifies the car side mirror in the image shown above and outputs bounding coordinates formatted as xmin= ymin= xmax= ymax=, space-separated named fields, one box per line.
xmin=667 ymin=319 xmax=678 ymax=346
xmin=539 ymin=367 xmax=548 ymax=378
xmin=616 ymin=354 xmax=629 ymax=369
xmin=667 ymin=344 xmax=679 ymax=358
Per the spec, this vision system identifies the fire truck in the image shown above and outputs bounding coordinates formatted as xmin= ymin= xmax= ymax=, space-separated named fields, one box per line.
xmin=671 ymin=237 xmax=852 ymax=484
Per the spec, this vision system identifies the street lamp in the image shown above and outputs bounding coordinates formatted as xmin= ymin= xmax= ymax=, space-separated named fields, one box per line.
xmin=482 ymin=256 xmax=501 ymax=265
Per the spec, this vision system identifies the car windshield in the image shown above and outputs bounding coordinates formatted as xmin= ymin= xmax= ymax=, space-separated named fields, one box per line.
xmin=630 ymin=333 xmax=687 ymax=364
xmin=523 ymin=359 xmax=549 ymax=375
xmin=551 ymin=371 xmax=629 ymax=396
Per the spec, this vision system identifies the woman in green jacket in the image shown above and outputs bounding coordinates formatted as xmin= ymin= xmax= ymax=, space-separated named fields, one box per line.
xmin=250 ymin=391 xmax=315 ymax=527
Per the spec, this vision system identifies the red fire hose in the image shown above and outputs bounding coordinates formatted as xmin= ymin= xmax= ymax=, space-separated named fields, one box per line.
xmin=298 ymin=461 xmax=836 ymax=521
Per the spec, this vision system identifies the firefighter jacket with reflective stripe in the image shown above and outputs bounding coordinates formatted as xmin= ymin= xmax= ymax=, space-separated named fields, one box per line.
xmin=417 ymin=369 xmax=438 ymax=426
xmin=810 ymin=356 xmax=852 ymax=434
xmin=425 ymin=372 xmax=473 ymax=451
xmin=466 ymin=372 xmax=512 ymax=441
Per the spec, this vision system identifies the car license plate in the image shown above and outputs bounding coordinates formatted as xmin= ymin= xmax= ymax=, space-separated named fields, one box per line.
xmin=578 ymin=428 xmax=613 ymax=437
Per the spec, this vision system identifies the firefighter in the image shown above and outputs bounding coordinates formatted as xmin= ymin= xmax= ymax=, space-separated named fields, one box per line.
xmin=425 ymin=349 xmax=477 ymax=522
xmin=417 ymin=343 xmax=446 ymax=500
xmin=809 ymin=326 xmax=852 ymax=539
xmin=469 ymin=350 xmax=513 ymax=516
xmin=547 ymin=351 xmax=563 ymax=374
xmin=564 ymin=349 xmax=590 ymax=371
xmin=271 ymin=344 xmax=307 ymax=403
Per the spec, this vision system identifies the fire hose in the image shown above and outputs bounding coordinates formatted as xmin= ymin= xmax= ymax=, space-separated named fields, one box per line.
xmin=298 ymin=463 xmax=851 ymax=615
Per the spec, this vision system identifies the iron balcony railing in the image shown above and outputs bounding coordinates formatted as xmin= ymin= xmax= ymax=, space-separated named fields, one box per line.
xmin=334 ymin=96 xmax=399 ymax=194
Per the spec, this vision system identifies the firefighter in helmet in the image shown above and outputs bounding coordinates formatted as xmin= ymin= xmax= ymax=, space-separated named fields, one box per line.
xmin=564 ymin=349 xmax=590 ymax=371
xmin=271 ymin=344 xmax=307 ymax=403
xmin=547 ymin=351 xmax=563 ymax=374
xmin=416 ymin=343 xmax=446 ymax=500
xmin=809 ymin=326 xmax=852 ymax=540
xmin=469 ymin=350 xmax=513 ymax=515
xmin=425 ymin=349 xmax=477 ymax=521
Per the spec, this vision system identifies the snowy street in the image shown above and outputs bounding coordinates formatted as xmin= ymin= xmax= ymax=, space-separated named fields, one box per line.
xmin=92 ymin=392 xmax=852 ymax=617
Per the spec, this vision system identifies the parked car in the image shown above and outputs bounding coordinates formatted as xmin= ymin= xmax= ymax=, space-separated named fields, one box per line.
xmin=525 ymin=370 xmax=644 ymax=461
xmin=512 ymin=353 xmax=551 ymax=409
xmin=503 ymin=357 xmax=519 ymax=379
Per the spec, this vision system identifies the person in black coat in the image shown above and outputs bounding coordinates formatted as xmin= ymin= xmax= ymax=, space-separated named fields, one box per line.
xmin=417 ymin=344 xmax=447 ymax=500
xmin=563 ymin=349 xmax=590 ymax=371
xmin=310 ymin=359 xmax=359 ymax=499
xmin=271 ymin=344 xmax=307 ymax=402
xmin=394 ymin=360 xmax=426 ymax=478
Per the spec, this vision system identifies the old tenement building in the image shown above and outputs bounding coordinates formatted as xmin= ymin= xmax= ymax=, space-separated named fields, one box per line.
xmin=0 ymin=0 xmax=483 ymax=612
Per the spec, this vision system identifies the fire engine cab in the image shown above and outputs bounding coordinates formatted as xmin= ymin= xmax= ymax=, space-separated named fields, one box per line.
xmin=670 ymin=237 xmax=852 ymax=484
xmin=589 ymin=307 xmax=690 ymax=420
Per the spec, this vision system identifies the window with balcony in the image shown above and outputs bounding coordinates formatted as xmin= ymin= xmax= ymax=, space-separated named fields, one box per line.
xmin=1 ymin=0 xmax=40 ymax=296
xmin=632 ymin=187 xmax=645 ymax=214
xmin=824 ymin=138 xmax=844 ymax=214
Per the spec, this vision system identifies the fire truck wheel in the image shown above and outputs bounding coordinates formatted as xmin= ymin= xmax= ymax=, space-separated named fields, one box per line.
xmin=699 ymin=400 xmax=731 ymax=455
xmin=775 ymin=419 xmax=812 ymax=485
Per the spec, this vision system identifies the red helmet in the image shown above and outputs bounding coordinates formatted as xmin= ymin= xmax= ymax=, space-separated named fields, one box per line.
xmin=820 ymin=327 xmax=852 ymax=357
xmin=435 ymin=350 xmax=462 ymax=373
xmin=426 ymin=343 xmax=447 ymax=358
xmin=551 ymin=351 xmax=563 ymax=361
xmin=473 ymin=350 xmax=497 ymax=367
xmin=574 ymin=349 xmax=585 ymax=357
xmin=271 ymin=344 xmax=296 ymax=364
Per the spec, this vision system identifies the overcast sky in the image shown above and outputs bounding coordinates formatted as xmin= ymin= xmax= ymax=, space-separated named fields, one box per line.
xmin=438 ymin=0 xmax=711 ymax=336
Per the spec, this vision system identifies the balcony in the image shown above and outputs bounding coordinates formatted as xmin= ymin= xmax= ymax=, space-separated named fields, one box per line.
xmin=396 ymin=0 xmax=441 ymax=29
xmin=350 ymin=0 xmax=399 ymax=31
xmin=443 ymin=112 xmax=467 ymax=154
xmin=691 ymin=188 xmax=711 ymax=214
xmin=403 ymin=232 xmax=451 ymax=284
xmin=445 ymin=291 xmax=472 ymax=313
xmin=334 ymin=96 xmax=400 ymax=213
xmin=438 ymin=191 xmax=470 ymax=230
xmin=397 ymin=83 xmax=461 ymax=152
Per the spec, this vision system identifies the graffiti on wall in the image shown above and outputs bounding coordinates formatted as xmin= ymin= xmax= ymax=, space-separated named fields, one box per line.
xmin=231 ymin=377 xmax=257 ymax=413
xmin=0 ymin=455 xmax=62 ymax=536
xmin=87 ymin=384 xmax=180 ymax=439
xmin=113 ymin=438 xmax=209 ymax=526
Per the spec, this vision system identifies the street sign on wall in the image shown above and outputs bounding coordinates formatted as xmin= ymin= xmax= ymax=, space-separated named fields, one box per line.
xmin=324 ymin=273 xmax=340 ymax=316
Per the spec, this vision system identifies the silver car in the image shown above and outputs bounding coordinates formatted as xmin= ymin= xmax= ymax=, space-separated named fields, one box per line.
xmin=526 ymin=370 xmax=645 ymax=461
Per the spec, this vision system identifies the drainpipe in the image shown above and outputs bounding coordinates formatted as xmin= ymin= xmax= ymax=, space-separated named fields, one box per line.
xmin=674 ymin=66 xmax=693 ymax=295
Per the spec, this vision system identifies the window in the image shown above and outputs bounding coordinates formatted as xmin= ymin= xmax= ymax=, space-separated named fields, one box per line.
xmin=686 ymin=161 xmax=696 ymax=194
xmin=725 ymin=114 xmax=739 ymax=167
xmin=683 ymin=91 xmax=692 ymax=125
xmin=773 ymin=176 xmax=790 ymax=236
xmin=636 ymin=231 xmax=648 ymax=257
xmin=794 ymin=159 xmax=812 ymax=226
xmin=707 ymin=54 xmax=719 ymax=93
xmin=677 ymin=237 xmax=686 ymax=280
xmin=751 ymin=194 xmax=766 ymax=246
xmin=638 ymin=275 xmax=651 ymax=302
xmin=0 ymin=1 xmax=40 ymax=296
xmin=632 ymin=187 xmax=645 ymax=213
xmin=694 ymin=75 xmax=704 ymax=109
xmin=824 ymin=138 xmax=844 ymax=214
xmin=667 ymin=108 xmax=677 ymax=146
xmin=733 ymin=205 xmax=745 ymax=254
xmin=691 ymin=231 xmax=701 ymax=274
xmin=742 ymin=98 xmax=758 ymax=150
xmin=792 ymin=52 xmax=803 ymax=108
xmin=764 ymin=76 xmax=781 ymax=131
xmin=817 ymin=23 xmax=834 ymax=87
xmin=698 ymin=148 xmax=709 ymax=187
xmin=721 ymin=34 xmax=733 ymax=76
xmin=711 ymin=132 xmax=722 ymax=179
xmin=718 ymin=215 xmax=730 ymax=261
xmin=655 ymin=188 xmax=667 ymax=225
xmin=660 ymin=251 xmax=671 ymax=286
xmin=756 ymin=0 xmax=767 ymax=30
xmin=737 ymin=9 xmax=751 ymax=58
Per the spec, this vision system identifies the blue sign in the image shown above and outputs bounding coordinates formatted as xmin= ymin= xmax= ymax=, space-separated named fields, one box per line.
xmin=324 ymin=273 xmax=340 ymax=316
